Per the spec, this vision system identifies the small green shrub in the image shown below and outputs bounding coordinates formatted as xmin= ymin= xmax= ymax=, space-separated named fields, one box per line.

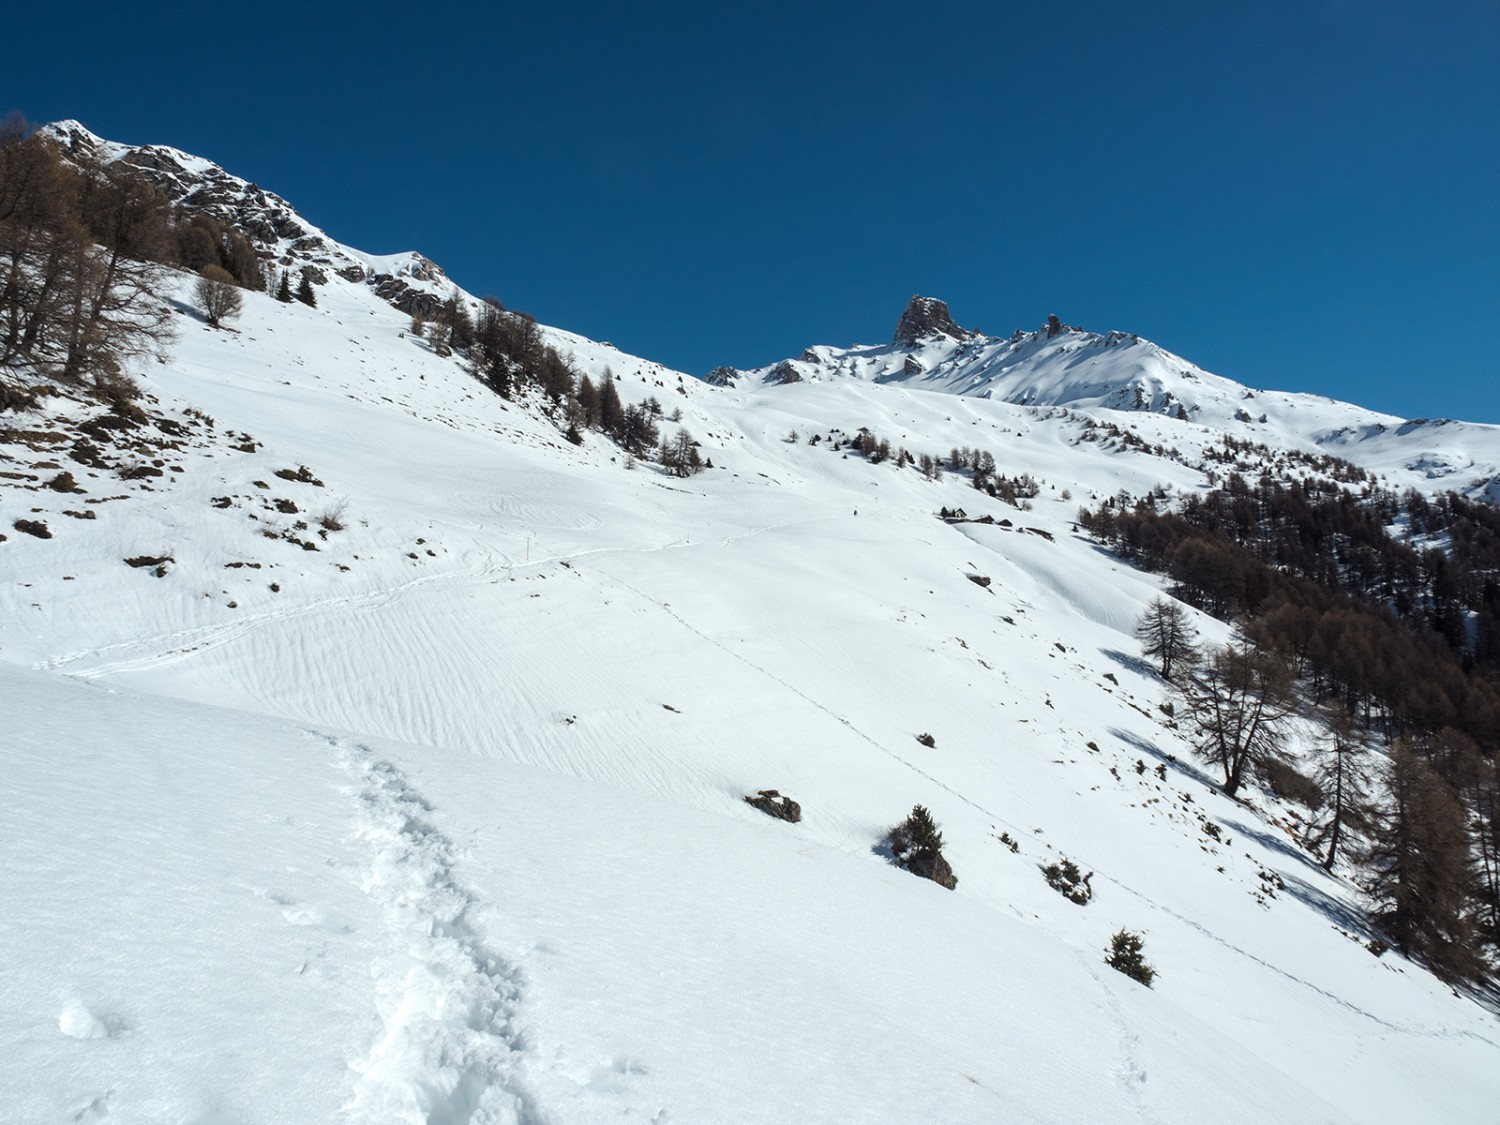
xmin=1042 ymin=858 xmax=1093 ymax=905
xmin=1105 ymin=929 xmax=1156 ymax=987
xmin=890 ymin=805 xmax=944 ymax=856
xmin=888 ymin=805 xmax=956 ymax=890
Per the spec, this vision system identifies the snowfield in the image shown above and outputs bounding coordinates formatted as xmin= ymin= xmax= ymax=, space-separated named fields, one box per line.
xmin=5 ymin=137 xmax=1500 ymax=1123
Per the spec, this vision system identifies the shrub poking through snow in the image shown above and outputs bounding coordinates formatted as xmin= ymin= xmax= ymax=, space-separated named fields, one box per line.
xmin=916 ymin=732 xmax=936 ymax=748
xmin=1042 ymin=858 xmax=1094 ymax=904
xmin=316 ymin=501 xmax=348 ymax=533
xmin=888 ymin=805 xmax=957 ymax=890
xmin=274 ymin=465 xmax=324 ymax=486
xmin=14 ymin=518 xmax=51 ymax=539
xmin=1105 ymin=929 xmax=1156 ymax=986
xmin=744 ymin=789 xmax=802 ymax=823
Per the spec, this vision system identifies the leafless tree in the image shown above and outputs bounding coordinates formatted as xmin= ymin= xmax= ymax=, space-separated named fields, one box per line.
xmin=1184 ymin=643 xmax=1296 ymax=797
xmin=195 ymin=265 xmax=242 ymax=328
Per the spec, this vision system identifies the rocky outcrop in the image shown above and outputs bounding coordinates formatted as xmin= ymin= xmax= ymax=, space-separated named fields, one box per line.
xmin=767 ymin=360 xmax=803 ymax=385
xmin=703 ymin=366 xmax=741 ymax=387
xmin=40 ymin=121 xmax=452 ymax=322
xmin=904 ymin=848 xmax=958 ymax=890
xmin=373 ymin=277 xmax=446 ymax=321
xmin=893 ymin=296 xmax=969 ymax=348
xmin=744 ymin=789 xmax=802 ymax=823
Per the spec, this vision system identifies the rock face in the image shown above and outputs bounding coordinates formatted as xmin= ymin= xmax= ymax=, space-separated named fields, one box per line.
xmin=703 ymin=366 xmax=741 ymax=388
xmin=893 ymin=296 xmax=969 ymax=348
xmin=40 ymin=121 xmax=451 ymax=321
xmin=905 ymin=848 xmax=958 ymax=890
xmin=767 ymin=360 xmax=803 ymax=385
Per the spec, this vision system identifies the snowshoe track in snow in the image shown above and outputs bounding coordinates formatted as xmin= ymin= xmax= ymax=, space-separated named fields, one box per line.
xmin=336 ymin=739 xmax=544 ymax=1125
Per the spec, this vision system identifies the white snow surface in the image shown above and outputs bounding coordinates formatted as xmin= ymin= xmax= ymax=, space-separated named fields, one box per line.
xmin=4 ymin=139 xmax=1500 ymax=1123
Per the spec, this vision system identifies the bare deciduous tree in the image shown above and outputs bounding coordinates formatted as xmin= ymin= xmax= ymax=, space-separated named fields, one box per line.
xmin=1306 ymin=703 xmax=1371 ymax=871
xmin=195 ymin=265 xmax=242 ymax=328
xmin=1184 ymin=643 xmax=1296 ymax=797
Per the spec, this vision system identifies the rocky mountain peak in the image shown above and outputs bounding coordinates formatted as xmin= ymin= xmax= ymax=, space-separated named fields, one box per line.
xmin=38 ymin=120 xmax=458 ymax=321
xmin=892 ymin=296 xmax=969 ymax=348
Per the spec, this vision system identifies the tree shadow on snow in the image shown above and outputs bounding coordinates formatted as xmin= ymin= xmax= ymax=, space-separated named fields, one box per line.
xmin=1100 ymin=647 xmax=1158 ymax=680
xmin=1107 ymin=726 xmax=1219 ymax=790
xmin=166 ymin=296 xmax=210 ymax=326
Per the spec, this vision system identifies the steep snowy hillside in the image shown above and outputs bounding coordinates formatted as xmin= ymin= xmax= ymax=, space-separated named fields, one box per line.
xmin=737 ymin=297 xmax=1500 ymax=498
xmin=4 ymin=129 xmax=1500 ymax=1124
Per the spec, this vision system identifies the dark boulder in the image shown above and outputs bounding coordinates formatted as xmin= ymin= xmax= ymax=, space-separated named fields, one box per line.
xmin=905 ymin=848 xmax=958 ymax=890
xmin=744 ymin=789 xmax=802 ymax=823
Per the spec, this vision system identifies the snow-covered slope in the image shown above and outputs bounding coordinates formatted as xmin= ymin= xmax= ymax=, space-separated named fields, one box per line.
xmin=4 ymin=132 xmax=1499 ymax=1124
xmin=739 ymin=297 xmax=1500 ymax=498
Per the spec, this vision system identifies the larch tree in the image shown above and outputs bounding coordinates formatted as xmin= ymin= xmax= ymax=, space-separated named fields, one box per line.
xmin=1135 ymin=596 xmax=1199 ymax=680
xmin=1365 ymin=741 xmax=1481 ymax=982
xmin=1306 ymin=703 xmax=1371 ymax=871
xmin=1184 ymin=643 xmax=1297 ymax=798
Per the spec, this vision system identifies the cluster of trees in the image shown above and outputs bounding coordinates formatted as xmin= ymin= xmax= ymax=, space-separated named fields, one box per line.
xmin=1199 ymin=434 xmax=1371 ymax=486
xmin=801 ymin=426 xmax=1042 ymax=504
xmin=1 ymin=117 xmax=171 ymax=395
xmin=436 ymin=298 xmax=700 ymax=471
xmin=1083 ymin=479 xmax=1500 ymax=747
xmin=1114 ymin=476 xmax=1500 ymax=981
xmin=1 ymin=116 xmax=322 ymax=390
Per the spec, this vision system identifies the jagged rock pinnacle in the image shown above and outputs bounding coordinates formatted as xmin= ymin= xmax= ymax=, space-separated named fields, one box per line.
xmin=893 ymin=296 xmax=968 ymax=347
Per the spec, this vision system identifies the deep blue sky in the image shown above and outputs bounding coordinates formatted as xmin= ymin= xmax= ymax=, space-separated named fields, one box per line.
xmin=10 ymin=1 xmax=1499 ymax=419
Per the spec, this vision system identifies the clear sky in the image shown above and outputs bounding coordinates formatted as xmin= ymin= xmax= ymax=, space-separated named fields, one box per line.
xmin=9 ymin=1 xmax=1499 ymax=420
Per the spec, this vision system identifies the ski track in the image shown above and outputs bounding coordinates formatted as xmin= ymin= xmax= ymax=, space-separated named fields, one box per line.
xmin=40 ymin=552 xmax=511 ymax=678
xmin=42 ymin=511 xmax=822 ymax=683
xmin=332 ymin=735 xmax=545 ymax=1125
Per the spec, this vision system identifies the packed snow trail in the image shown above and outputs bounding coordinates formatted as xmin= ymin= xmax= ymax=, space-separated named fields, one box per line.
xmin=335 ymin=737 xmax=544 ymax=1125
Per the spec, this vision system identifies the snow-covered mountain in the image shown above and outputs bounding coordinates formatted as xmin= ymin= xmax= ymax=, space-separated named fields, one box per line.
xmin=738 ymin=295 xmax=1500 ymax=499
xmin=4 ymin=127 xmax=1499 ymax=1125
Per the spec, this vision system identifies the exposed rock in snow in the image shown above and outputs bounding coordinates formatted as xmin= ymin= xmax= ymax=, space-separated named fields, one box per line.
xmin=893 ymin=294 xmax=970 ymax=347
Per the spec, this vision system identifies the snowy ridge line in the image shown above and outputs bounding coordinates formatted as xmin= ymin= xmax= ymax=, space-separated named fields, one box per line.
xmin=333 ymin=736 xmax=545 ymax=1125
